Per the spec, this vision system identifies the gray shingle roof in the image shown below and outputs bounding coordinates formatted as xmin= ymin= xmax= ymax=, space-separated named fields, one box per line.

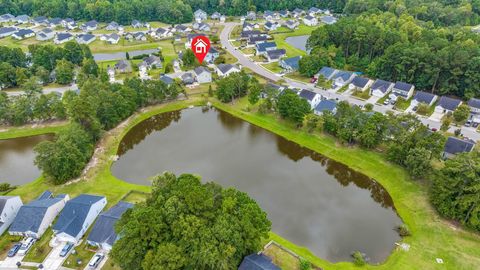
xmin=56 ymin=33 xmax=72 ymax=41
xmin=315 ymin=100 xmax=337 ymax=113
xmin=256 ymin=42 xmax=277 ymax=52
xmin=281 ymin=56 xmax=301 ymax=70
xmin=468 ymin=98 xmax=480 ymax=109
xmin=13 ymin=29 xmax=34 ymax=37
xmin=437 ymin=96 xmax=461 ymax=111
xmin=299 ymin=89 xmax=317 ymax=101
xmin=371 ymin=79 xmax=393 ymax=93
xmin=413 ymin=91 xmax=436 ymax=104
xmin=87 ymin=201 xmax=133 ymax=246
xmin=160 ymin=75 xmax=174 ymax=85
xmin=194 ymin=66 xmax=210 ymax=75
xmin=444 ymin=137 xmax=475 ymax=155
xmin=266 ymin=49 xmax=286 ymax=60
xmin=217 ymin=64 xmax=238 ymax=74
xmin=394 ymin=81 xmax=413 ymax=92
xmin=0 ymin=27 xmax=17 ymax=35
xmin=53 ymin=194 xmax=105 ymax=237
xmin=239 ymin=254 xmax=280 ymax=270
xmin=350 ymin=77 xmax=370 ymax=88
xmin=333 ymin=71 xmax=353 ymax=81
xmin=318 ymin=67 xmax=337 ymax=79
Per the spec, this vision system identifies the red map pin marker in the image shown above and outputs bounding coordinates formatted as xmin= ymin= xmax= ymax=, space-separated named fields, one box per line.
xmin=191 ymin=36 xmax=211 ymax=63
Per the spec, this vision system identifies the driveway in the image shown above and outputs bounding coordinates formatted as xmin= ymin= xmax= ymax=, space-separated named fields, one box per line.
xmin=42 ymin=239 xmax=70 ymax=270
xmin=366 ymin=95 xmax=381 ymax=104
xmin=0 ymin=253 xmax=25 ymax=268
xmin=429 ymin=111 xmax=444 ymax=122
xmin=83 ymin=252 xmax=108 ymax=270
xmin=5 ymin=84 xmax=78 ymax=97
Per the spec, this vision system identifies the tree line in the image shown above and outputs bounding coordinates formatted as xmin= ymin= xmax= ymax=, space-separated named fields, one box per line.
xmin=302 ymin=11 xmax=480 ymax=99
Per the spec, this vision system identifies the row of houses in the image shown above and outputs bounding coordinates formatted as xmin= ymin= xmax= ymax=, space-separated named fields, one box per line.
xmin=193 ymin=9 xmax=226 ymax=23
xmin=1 ymin=191 xmax=133 ymax=252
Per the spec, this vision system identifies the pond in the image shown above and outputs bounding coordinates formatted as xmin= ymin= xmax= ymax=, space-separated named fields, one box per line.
xmin=285 ymin=35 xmax=310 ymax=52
xmin=0 ymin=134 xmax=54 ymax=185
xmin=111 ymin=107 xmax=402 ymax=263
xmin=93 ymin=48 xmax=160 ymax=61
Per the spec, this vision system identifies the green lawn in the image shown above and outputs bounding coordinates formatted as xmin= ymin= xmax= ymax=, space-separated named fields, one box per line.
xmin=0 ymin=234 xmax=23 ymax=259
xmin=241 ymin=47 xmax=256 ymax=55
xmin=0 ymin=122 xmax=67 ymax=140
xmin=395 ymin=98 xmax=412 ymax=111
xmin=377 ymin=94 xmax=390 ymax=105
xmin=271 ymin=25 xmax=317 ymax=57
xmin=62 ymin=241 xmax=96 ymax=269
xmin=23 ymin=229 xmax=54 ymax=263
xmin=351 ymin=89 xmax=371 ymax=100
xmin=261 ymin=62 xmax=283 ymax=73
xmin=284 ymin=72 xmax=311 ymax=83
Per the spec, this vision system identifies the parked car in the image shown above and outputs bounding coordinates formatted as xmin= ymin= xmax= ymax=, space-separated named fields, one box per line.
xmin=60 ymin=242 xmax=74 ymax=257
xmin=7 ymin=243 xmax=21 ymax=257
xmin=383 ymin=98 xmax=390 ymax=105
xmin=431 ymin=128 xmax=437 ymax=132
xmin=412 ymin=106 xmax=418 ymax=112
xmin=17 ymin=238 xmax=35 ymax=255
xmin=310 ymin=77 xmax=317 ymax=83
xmin=465 ymin=120 xmax=472 ymax=127
xmin=88 ymin=253 xmax=105 ymax=268
xmin=390 ymin=100 xmax=396 ymax=105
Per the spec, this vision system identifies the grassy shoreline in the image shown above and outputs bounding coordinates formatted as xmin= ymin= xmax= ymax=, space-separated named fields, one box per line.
xmin=1 ymin=97 xmax=479 ymax=269
xmin=0 ymin=121 xmax=68 ymax=140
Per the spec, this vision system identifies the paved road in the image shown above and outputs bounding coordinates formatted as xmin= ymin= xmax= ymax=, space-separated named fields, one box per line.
xmin=220 ymin=22 xmax=480 ymax=142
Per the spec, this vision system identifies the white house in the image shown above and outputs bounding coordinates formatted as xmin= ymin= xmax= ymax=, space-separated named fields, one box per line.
xmin=53 ymin=194 xmax=107 ymax=244
xmin=205 ymin=47 xmax=219 ymax=63
xmin=54 ymin=33 xmax=74 ymax=44
xmin=86 ymin=201 xmax=133 ymax=251
xmin=349 ymin=77 xmax=373 ymax=92
xmin=36 ymin=28 xmax=55 ymax=41
xmin=12 ymin=29 xmax=35 ymax=40
xmin=216 ymin=64 xmax=241 ymax=77
xmin=320 ymin=15 xmax=337 ymax=25
xmin=332 ymin=71 xmax=356 ymax=88
xmin=194 ymin=9 xmax=207 ymax=22
xmin=0 ymin=13 xmax=15 ymax=23
xmin=411 ymin=91 xmax=438 ymax=107
xmin=185 ymin=33 xmax=206 ymax=49
xmin=443 ymin=137 xmax=476 ymax=159
xmin=81 ymin=20 xmax=98 ymax=31
xmin=314 ymin=99 xmax=337 ymax=115
xmin=315 ymin=66 xmax=338 ymax=81
xmin=303 ymin=15 xmax=318 ymax=26
xmin=0 ymin=27 xmax=17 ymax=38
xmin=9 ymin=191 xmax=69 ymax=239
xmin=194 ymin=66 xmax=212 ymax=83
xmin=468 ymin=98 xmax=480 ymax=115
xmin=264 ymin=21 xmax=280 ymax=31
xmin=76 ymin=34 xmax=96 ymax=44
xmin=369 ymin=79 xmax=394 ymax=98
xmin=0 ymin=196 xmax=23 ymax=236
xmin=299 ymin=89 xmax=321 ymax=109
xmin=392 ymin=81 xmax=415 ymax=99
xmin=15 ymin=15 xmax=30 ymax=24
xmin=434 ymin=96 xmax=462 ymax=114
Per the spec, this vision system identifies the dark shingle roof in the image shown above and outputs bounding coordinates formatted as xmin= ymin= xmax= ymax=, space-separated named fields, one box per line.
xmin=248 ymin=35 xmax=268 ymax=44
xmin=56 ymin=33 xmax=72 ymax=40
xmin=350 ymin=77 xmax=370 ymax=88
xmin=317 ymin=67 xmax=337 ymax=79
xmin=14 ymin=29 xmax=34 ymax=37
xmin=256 ymin=42 xmax=276 ymax=52
xmin=241 ymin=30 xmax=261 ymax=38
xmin=371 ymin=79 xmax=393 ymax=93
xmin=333 ymin=71 xmax=353 ymax=81
xmin=160 ymin=75 xmax=174 ymax=85
xmin=315 ymin=100 xmax=337 ymax=113
xmin=194 ymin=66 xmax=210 ymax=75
xmin=437 ymin=96 xmax=461 ymax=111
xmin=238 ymin=254 xmax=280 ymax=270
xmin=217 ymin=64 xmax=238 ymax=74
xmin=266 ymin=49 xmax=286 ymax=60
xmin=87 ymin=201 xmax=133 ymax=246
xmin=53 ymin=194 xmax=105 ymax=237
xmin=468 ymin=98 xmax=480 ymax=109
xmin=394 ymin=81 xmax=414 ymax=92
xmin=444 ymin=137 xmax=475 ymax=155
xmin=299 ymin=89 xmax=317 ymax=101
xmin=281 ymin=56 xmax=301 ymax=70
xmin=0 ymin=27 xmax=17 ymax=35
xmin=413 ymin=91 xmax=436 ymax=104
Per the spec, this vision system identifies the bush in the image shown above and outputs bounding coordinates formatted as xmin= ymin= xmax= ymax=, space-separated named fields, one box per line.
xmin=299 ymin=258 xmax=311 ymax=270
xmin=396 ymin=224 xmax=411 ymax=237
xmin=364 ymin=103 xmax=373 ymax=111
xmin=352 ymin=251 xmax=366 ymax=266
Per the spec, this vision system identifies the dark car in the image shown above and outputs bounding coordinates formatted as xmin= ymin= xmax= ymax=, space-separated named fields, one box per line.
xmin=59 ymin=242 xmax=74 ymax=257
xmin=7 ymin=243 xmax=21 ymax=257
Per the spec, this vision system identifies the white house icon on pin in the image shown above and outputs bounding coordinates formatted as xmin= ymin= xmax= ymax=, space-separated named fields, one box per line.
xmin=194 ymin=39 xmax=207 ymax=54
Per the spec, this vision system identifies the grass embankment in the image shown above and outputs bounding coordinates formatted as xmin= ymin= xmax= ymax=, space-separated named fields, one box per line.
xmin=212 ymin=98 xmax=480 ymax=270
xmin=271 ymin=25 xmax=316 ymax=57
xmin=0 ymin=121 xmax=68 ymax=140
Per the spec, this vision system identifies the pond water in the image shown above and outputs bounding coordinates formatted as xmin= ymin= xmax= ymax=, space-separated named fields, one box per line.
xmin=285 ymin=35 xmax=310 ymax=52
xmin=93 ymin=48 xmax=160 ymax=61
xmin=0 ymin=134 xmax=54 ymax=185
xmin=111 ymin=107 xmax=402 ymax=263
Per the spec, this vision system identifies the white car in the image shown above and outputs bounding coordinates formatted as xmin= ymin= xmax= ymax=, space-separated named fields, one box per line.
xmin=17 ymin=238 xmax=35 ymax=255
xmin=88 ymin=253 xmax=105 ymax=268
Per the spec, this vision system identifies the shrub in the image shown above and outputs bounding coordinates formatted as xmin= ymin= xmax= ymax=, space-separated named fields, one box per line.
xmin=352 ymin=251 xmax=366 ymax=266
xmin=299 ymin=258 xmax=311 ymax=270
xmin=396 ymin=224 xmax=411 ymax=237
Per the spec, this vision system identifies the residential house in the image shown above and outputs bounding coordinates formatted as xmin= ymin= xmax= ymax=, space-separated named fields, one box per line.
xmin=141 ymin=55 xmax=162 ymax=69
xmin=126 ymin=32 xmax=146 ymax=41
xmin=63 ymin=18 xmax=76 ymax=30
xmin=314 ymin=99 xmax=337 ymax=115
xmin=194 ymin=9 xmax=208 ymax=22
xmin=320 ymin=15 xmax=337 ymax=25
xmin=241 ymin=30 xmax=262 ymax=39
xmin=279 ymin=10 xmax=289 ymax=18
xmin=370 ymin=79 xmax=394 ymax=98
xmin=239 ymin=254 xmax=280 ymax=270
xmin=332 ymin=71 xmax=356 ymax=88
xmin=131 ymin=20 xmax=144 ymax=28
xmin=263 ymin=11 xmax=278 ymax=21
xmin=194 ymin=22 xmax=211 ymax=32
xmin=308 ymin=7 xmax=321 ymax=16
xmin=36 ymin=28 xmax=55 ymax=41
xmin=54 ymin=32 xmax=74 ymax=44
xmin=114 ymin=60 xmax=132 ymax=73
xmin=216 ymin=64 xmax=241 ymax=77
xmin=411 ymin=91 xmax=438 ymax=107
xmin=315 ymin=66 xmax=338 ymax=81
xmin=12 ymin=29 xmax=35 ymax=40
xmin=48 ymin=18 xmax=64 ymax=28
xmin=181 ymin=72 xmax=195 ymax=85
xmin=9 ymin=191 xmax=69 ymax=239
xmin=265 ymin=49 xmax=286 ymax=62
xmin=0 ymin=27 xmax=17 ymax=38
xmin=262 ymin=82 xmax=285 ymax=98
xmin=468 ymin=98 xmax=480 ymax=115
xmin=292 ymin=8 xmax=305 ymax=18
xmin=0 ymin=13 xmax=15 ymax=23
xmin=52 ymin=194 xmax=107 ymax=244
xmin=106 ymin=21 xmax=121 ymax=31
xmin=185 ymin=33 xmax=206 ymax=49
xmin=15 ymin=15 xmax=30 ymax=24
xmin=303 ymin=15 xmax=318 ymax=26
xmin=205 ymin=47 xmax=219 ymax=63
xmin=76 ymin=34 xmax=96 ymax=44
xmin=349 ymin=77 xmax=373 ymax=92
xmin=160 ymin=75 xmax=174 ymax=86
xmin=152 ymin=27 xmax=171 ymax=39
xmin=174 ymin=24 xmax=191 ymax=33
xmin=211 ymin=12 xmax=221 ymax=20
xmin=247 ymin=35 xmax=268 ymax=46
xmin=81 ymin=20 xmax=98 ymax=31
xmin=32 ymin=16 xmax=48 ymax=26
xmin=246 ymin=11 xmax=257 ymax=21
xmin=284 ymin=20 xmax=299 ymax=30
xmin=443 ymin=137 xmax=475 ymax=159
xmin=264 ymin=21 xmax=279 ymax=31
xmin=243 ymin=22 xmax=258 ymax=32
xmin=86 ymin=201 xmax=133 ymax=251
xmin=102 ymin=33 xmax=120 ymax=44
xmin=298 ymin=89 xmax=321 ymax=109
xmin=392 ymin=81 xmax=415 ymax=99
xmin=434 ymin=96 xmax=462 ymax=114
xmin=0 ymin=196 xmax=23 ymax=236
xmin=220 ymin=15 xmax=226 ymax=23
xmin=256 ymin=41 xmax=277 ymax=55
xmin=279 ymin=56 xmax=301 ymax=72
xmin=194 ymin=66 xmax=212 ymax=83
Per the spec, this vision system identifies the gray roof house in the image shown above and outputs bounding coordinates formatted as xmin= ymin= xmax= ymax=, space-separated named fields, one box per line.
xmin=211 ymin=12 xmax=221 ymax=20
xmin=12 ymin=29 xmax=35 ymax=40
xmin=36 ymin=28 xmax=55 ymax=41
xmin=181 ymin=72 xmax=195 ymax=85
xmin=279 ymin=10 xmax=289 ymax=17
xmin=106 ymin=21 xmax=120 ymax=31
xmin=266 ymin=49 xmax=286 ymax=62
xmin=0 ymin=27 xmax=17 ymax=38
xmin=256 ymin=41 xmax=277 ymax=55
xmin=76 ymin=33 xmax=96 ymax=44
xmin=435 ymin=96 xmax=462 ymax=114
xmin=315 ymin=66 xmax=338 ymax=81
xmin=160 ymin=75 xmax=174 ymax=85
xmin=194 ymin=66 xmax=212 ymax=84
xmin=194 ymin=9 xmax=207 ymax=22
xmin=48 ymin=17 xmax=64 ymax=27
xmin=54 ymin=32 xmax=74 ymax=44
xmin=15 ymin=15 xmax=30 ymax=24
xmin=87 ymin=201 xmax=133 ymax=251
xmin=141 ymin=55 xmax=162 ymax=69
xmin=0 ymin=13 xmax=15 ymax=23
xmin=392 ymin=81 xmax=415 ymax=99
xmin=238 ymin=254 xmax=280 ymax=270
xmin=321 ymin=15 xmax=337 ymax=25
xmin=314 ymin=99 xmax=337 ymax=115
xmin=0 ymin=196 xmax=23 ymax=236
xmin=246 ymin=11 xmax=257 ymax=20
xmin=412 ymin=91 xmax=438 ymax=106
xmin=349 ymin=76 xmax=372 ymax=92
xmin=333 ymin=71 xmax=356 ymax=88
xmin=284 ymin=20 xmax=299 ymax=30
xmin=292 ymin=8 xmax=305 ymax=18
xmin=264 ymin=21 xmax=279 ymax=31
xmin=370 ymin=79 xmax=394 ymax=97
xmin=131 ymin=20 xmax=143 ymax=28
xmin=216 ymin=64 xmax=241 ymax=77
xmin=114 ymin=60 xmax=132 ymax=73
xmin=9 ymin=191 xmax=69 ymax=239
xmin=262 ymin=82 xmax=286 ymax=98
xmin=81 ymin=20 xmax=98 ymax=31
xmin=443 ymin=137 xmax=476 ymax=159
xmin=468 ymin=98 xmax=480 ymax=114
xmin=248 ymin=35 xmax=268 ymax=46
xmin=241 ymin=30 xmax=262 ymax=39
xmin=303 ymin=15 xmax=318 ymax=26
xmin=32 ymin=16 xmax=48 ymax=25
xmin=279 ymin=56 xmax=301 ymax=72
xmin=205 ymin=47 xmax=219 ymax=63
xmin=298 ymin=89 xmax=321 ymax=109
xmin=53 ymin=194 xmax=107 ymax=243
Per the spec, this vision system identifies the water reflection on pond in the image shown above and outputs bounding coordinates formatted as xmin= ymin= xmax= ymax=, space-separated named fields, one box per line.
xmin=0 ymin=134 xmax=54 ymax=185
xmin=112 ymin=107 xmax=402 ymax=263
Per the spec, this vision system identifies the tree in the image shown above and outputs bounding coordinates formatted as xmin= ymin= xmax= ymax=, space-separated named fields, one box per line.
xmin=404 ymin=147 xmax=432 ymax=178
xmin=216 ymin=72 xmax=250 ymax=103
xmin=126 ymin=52 xmax=130 ymax=60
xmin=35 ymin=66 xmax=51 ymax=84
xmin=164 ymin=61 xmax=173 ymax=73
xmin=214 ymin=55 xmax=226 ymax=65
xmin=181 ymin=49 xmax=197 ymax=68
xmin=453 ymin=104 xmax=470 ymax=124
xmin=277 ymin=91 xmax=311 ymax=126
xmin=430 ymin=152 xmax=480 ymax=231
xmin=441 ymin=115 xmax=452 ymax=131
xmin=81 ymin=58 xmax=99 ymax=77
xmin=0 ymin=62 xmax=17 ymax=88
xmin=22 ymin=76 xmax=42 ymax=97
xmin=247 ymin=77 xmax=261 ymax=105
xmin=64 ymin=41 xmax=84 ymax=65
xmin=55 ymin=59 xmax=75 ymax=85
xmin=305 ymin=114 xmax=321 ymax=132
xmin=111 ymin=172 xmax=271 ymax=270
